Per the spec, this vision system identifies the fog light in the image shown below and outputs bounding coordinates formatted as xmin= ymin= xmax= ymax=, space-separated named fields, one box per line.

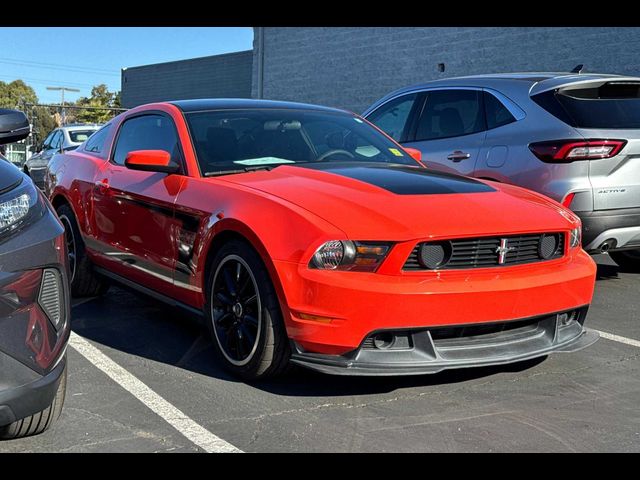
xmin=373 ymin=332 xmax=394 ymax=349
xmin=558 ymin=311 xmax=577 ymax=327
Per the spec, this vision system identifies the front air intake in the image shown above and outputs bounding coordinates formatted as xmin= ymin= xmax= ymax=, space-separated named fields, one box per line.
xmin=38 ymin=268 xmax=64 ymax=330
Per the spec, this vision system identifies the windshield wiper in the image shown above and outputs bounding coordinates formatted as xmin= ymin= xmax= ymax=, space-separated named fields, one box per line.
xmin=204 ymin=165 xmax=278 ymax=177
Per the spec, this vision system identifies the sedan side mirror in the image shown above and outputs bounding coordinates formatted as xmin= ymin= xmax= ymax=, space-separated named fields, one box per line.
xmin=0 ymin=109 xmax=30 ymax=145
xmin=403 ymin=147 xmax=422 ymax=163
xmin=125 ymin=150 xmax=180 ymax=174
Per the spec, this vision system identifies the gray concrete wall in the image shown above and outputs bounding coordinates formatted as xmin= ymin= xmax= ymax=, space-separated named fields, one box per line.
xmin=252 ymin=27 xmax=640 ymax=113
xmin=122 ymin=50 xmax=253 ymax=108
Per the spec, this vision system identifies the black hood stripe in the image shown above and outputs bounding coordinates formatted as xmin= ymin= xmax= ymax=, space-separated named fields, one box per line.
xmin=296 ymin=162 xmax=496 ymax=195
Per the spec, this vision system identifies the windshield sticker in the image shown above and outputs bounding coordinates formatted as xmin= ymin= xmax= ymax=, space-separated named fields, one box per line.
xmin=389 ymin=148 xmax=404 ymax=157
xmin=355 ymin=146 xmax=380 ymax=158
xmin=234 ymin=157 xmax=296 ymax=166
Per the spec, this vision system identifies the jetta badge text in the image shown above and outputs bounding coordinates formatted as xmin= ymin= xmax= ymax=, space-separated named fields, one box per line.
xmin=496 ymin=238 xmax=516 ymax=264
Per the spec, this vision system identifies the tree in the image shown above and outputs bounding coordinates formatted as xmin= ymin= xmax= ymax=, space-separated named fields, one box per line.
xmin=0 ymin=80 xmax=37 ymax=109
xmin=0 ymin=80 xmax=56 ymax=150
xmin=74 ymin=84 xmax=121 ymax=124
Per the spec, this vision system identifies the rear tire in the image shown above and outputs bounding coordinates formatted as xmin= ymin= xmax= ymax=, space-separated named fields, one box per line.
xmin=205 ymin=239 xmax=290 ymax=381
xmin=0 ymin=364 xmax=67 ymax=440
xmin=610 ymin=250 xmax=640 ymax=273
xmin=56 ymin=204 xmax=110 ymax=297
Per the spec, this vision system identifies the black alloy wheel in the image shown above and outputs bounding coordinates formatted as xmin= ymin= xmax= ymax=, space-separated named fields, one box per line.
xmin=211 ymin=255 xmax=262 ymax=366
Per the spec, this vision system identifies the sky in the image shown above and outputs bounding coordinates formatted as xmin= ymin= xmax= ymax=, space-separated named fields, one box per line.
xmin=1 ymin=27 xmax=254 ymax=104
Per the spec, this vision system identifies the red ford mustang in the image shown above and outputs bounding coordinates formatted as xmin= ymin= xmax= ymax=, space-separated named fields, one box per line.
xmin=46 ymin=99 xmax=598 ymax=379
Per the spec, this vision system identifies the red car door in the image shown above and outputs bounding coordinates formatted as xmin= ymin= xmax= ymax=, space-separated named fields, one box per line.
xmin=91 ymin=112 xmax=185 ymax=294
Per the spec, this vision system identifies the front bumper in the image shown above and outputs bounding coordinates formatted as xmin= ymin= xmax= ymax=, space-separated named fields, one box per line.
xmin=274 ymin=248 xmax=596 ymax=355
xmin=0 ymin=355 xmax=66 ymax=426
xmin=290 ymin=308 xmax=598 ymax=376
xmin=0 ymin=204 xmax=70 ymax=426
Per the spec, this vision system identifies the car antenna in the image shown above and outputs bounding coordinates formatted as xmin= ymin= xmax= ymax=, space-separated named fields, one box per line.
xmin=571 ymin=64 xmax=584 ymax=74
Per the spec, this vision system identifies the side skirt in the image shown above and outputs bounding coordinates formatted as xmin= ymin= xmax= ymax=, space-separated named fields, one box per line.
xmin=94 ymin=267 xmax=204 ymax=319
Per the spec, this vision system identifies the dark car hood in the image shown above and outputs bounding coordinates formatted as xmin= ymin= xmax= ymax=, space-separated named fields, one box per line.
xmin=217 ymin=162 xmax=579 ymax=240
xmin=0 ymin=158 xmax=23 ymax=194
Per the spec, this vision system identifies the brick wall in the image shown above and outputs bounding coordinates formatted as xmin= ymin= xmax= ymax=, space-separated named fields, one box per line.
xmin=122 ymin=50 xmax=253 ymax=108
xmin=252 ymin=27 xmax=640 ymax=113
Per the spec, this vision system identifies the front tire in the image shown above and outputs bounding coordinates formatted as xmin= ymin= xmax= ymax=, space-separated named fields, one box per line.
xmin=205 ymin=240 xmax=290 ymax=380
xmin=56 ymin=204 xmax=110 ymax=297
xmin=0 ymin=364 xmax=67 ymax=440
xmin=610 ymin=250 xmax=640 ymax=273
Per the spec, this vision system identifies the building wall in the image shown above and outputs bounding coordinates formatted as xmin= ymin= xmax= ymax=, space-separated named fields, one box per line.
xmin=252 ymin=27 xmax=640 ymax=113
xmin=121 ymin=50 xmax=253 ymax=108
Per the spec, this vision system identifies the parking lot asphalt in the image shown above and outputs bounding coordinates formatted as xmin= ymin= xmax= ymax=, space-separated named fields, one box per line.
xmin=1 ymin=254 xmax=639 ymax=453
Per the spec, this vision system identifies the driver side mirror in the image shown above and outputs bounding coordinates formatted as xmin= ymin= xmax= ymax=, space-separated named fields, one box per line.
xmin=125 ymin=150 xmax=180 ymax=174
xmin=403 ymin=147 xmax=422 ymax=163
xmin=0 ymin=109 xmax=30 ymax=145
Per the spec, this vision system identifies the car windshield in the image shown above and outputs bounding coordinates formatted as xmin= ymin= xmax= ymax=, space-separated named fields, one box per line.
xmin=69 ymin=129 xmax=97 ymax=143
xmin=185 ymin=109 xmax=419 ymax=175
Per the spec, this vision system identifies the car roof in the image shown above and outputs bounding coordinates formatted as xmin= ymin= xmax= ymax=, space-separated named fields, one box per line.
xmin=169 ymin=98 xmax=350 ymax=115
xmin=61 ymin=124 xmax=101 ymax=130
xmin=370 ymin=72 xmax=640 ymax=107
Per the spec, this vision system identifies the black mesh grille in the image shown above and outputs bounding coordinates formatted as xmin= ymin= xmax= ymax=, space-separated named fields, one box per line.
xmin=404 ymin=233 xmax=565 ymax=270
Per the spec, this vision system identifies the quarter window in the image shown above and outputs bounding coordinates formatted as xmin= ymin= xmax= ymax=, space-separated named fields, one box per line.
xmin=367 ymin=93 xmax=419 ymax=142
xmin=50 ymin=131 xmax=63 ymax=150
xmin=415 ymin=90 xmax=485 ymax=141
xmin=85 ymin=124 xmax=111 ymax=154
xmin=112 ymin=114 xmax=182 ymax=167
xmin=41 ymin=131 xmax=55 ymax=150
xmin=484 ymin=92 xmax=516 ymax=129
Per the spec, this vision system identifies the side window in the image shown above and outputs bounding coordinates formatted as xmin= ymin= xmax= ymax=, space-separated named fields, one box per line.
xmin=415 ymin=90 xmax=485 ymax=141
xmin=484 ymin=92 xmax=516 ymax=130
xmin=85 ymin=124 xmax=111 ymax=154
xmin=367 ymin=93 xmax=419 ymax=142
xmin=112 ymin=114 xmax=182 ymax=167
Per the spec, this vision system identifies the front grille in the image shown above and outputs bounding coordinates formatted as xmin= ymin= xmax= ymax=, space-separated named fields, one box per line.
xmin=404 ymin=233 xmax=565 ymax=270
xmin=429 ymin=317 xmax=541 ymax=346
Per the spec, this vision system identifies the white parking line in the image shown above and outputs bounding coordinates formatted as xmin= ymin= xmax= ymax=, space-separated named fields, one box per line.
xmin=68 ymin=332 xmax=243 ymax=453
xmin=591 ymin=329 xmax=640 ymax=349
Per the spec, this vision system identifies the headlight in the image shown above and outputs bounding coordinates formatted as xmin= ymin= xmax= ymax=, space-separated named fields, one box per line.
xmin=0 ymin=180 xmax=43 ymax=238
xmin=310 ymin=240 xmax=392 ymax=272
xmin=570 ymin=226 xmax=582 ymax=248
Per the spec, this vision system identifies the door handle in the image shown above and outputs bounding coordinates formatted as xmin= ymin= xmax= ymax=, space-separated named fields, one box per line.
xmin=447 ymin=151 xmax=471 ymax=162
xmin=95 ymin=180 xmax=110 ymax=192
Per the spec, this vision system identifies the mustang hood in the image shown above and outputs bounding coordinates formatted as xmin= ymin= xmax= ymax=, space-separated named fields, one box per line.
xmin=220 ymin=163 xmax=579 ymax=240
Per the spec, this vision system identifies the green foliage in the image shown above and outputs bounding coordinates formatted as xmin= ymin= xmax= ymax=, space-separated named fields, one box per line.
xmin=74 ymin=84 xmax=121 ymax=124
xmin=0 ymin=80 xmax=53 ymax=149
xmin=0 ymin=80 xmax=122 ymax=150
xmin=0 ymin=80 xmax=37 ymax=109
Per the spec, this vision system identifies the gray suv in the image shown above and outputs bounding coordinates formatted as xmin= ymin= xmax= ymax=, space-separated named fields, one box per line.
xmin=363 ymin=73 xmax=640 ymax=271
xmin=25 ymin=124 xmax=100 ymax=189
